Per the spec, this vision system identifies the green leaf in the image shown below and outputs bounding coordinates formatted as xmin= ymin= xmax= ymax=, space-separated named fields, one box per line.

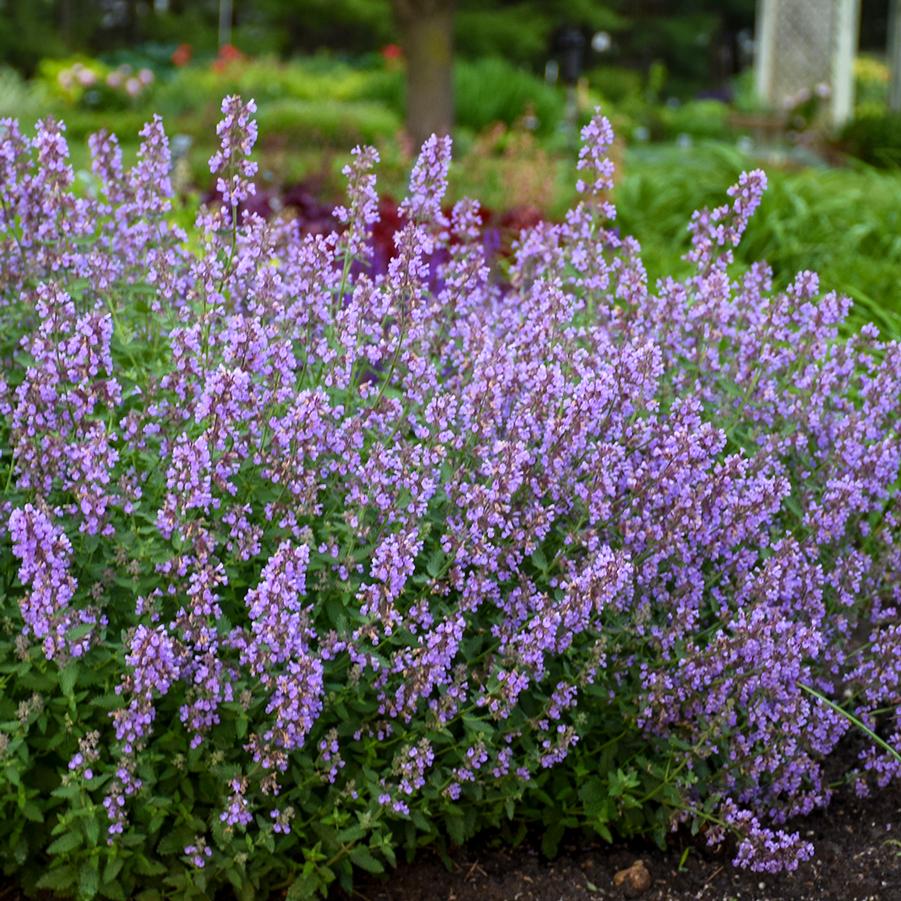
xmin=324 ymin=595 xmax=348 ymax=630
xmin=79 ymin=858 xmax=100 ymax=898
xmin=541 ymin=821 xmax=565 ymax=859
xmin=13 ymin=837 xmax=28 ymax=866
xmin=349 ymin=845 xmax=383 ymax=874
xmin=426 ymin=548 xmax=445 ymax=578
xmin=378 ymin=839 xmax=396 ymax=868
xmin=36 ymin=864 xmax=78 ymax=891
xmin=84 ymin=814 xmax=101 ymax=846
xmin=286 ymin=872 xmax=321 ymax=900
xmin=134 ymin=890 xmax=162 ymax=901
xmin=578 ymin=777 xmax=606 ymax=814
xmin=259 ymin=827 xmax=275 ymax=854
xmin=337 ymin=823 xmax=365 ymax=843
xmin=461 ymin=714 xmax=492 ymax=735
xmin=157 ymin=828 xmax=192 ymax=856
xmin=119 ymin=830 xmax=148 ymax=849
xmin=91 ymin=693 xmax=124 ymax=710
xmin=51 ymin=782 xmax=82 ymax=800
xmin=22 ymin=800 xmax=44 ymax=822
xmin=67 ymin=621 xmax=95 ymax=642
xmin=59 ymin=663 xmax=78 ymax=697
xmin=103 ymin=856 xmax=124 ymax=884
xmin=48 ymin=830 xmax=83 ymax=855
xmin=134 ymin=856 xmax=166 ymax=876
xmin=445 ymin=812 xmax=465 ymax=846
xmin=226 ymin=866 xmax=244 ymax=891
xmin=99 ymin=880 xmax=127 ymax=901
xmin=607 ymin=767 xmax=640 ymax=799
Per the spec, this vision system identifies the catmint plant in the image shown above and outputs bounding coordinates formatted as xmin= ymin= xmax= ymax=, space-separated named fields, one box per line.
xmin=0 ymin=97 xmax=898 ymax=898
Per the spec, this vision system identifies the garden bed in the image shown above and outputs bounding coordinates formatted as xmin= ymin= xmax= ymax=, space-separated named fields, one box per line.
xmin=1 ymin=777 xmax=896 ymax=899
xmin=342 ymin=778 xmax=901 ymax=901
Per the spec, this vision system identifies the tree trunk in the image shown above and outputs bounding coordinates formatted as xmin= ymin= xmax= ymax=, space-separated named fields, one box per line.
xmin=392 ymin=0 xmax=455 ymax=148
xmin=59 ymin=0 xmax=74 ymax=49
xmin=890 ymin=0 xmax=901 ymax=113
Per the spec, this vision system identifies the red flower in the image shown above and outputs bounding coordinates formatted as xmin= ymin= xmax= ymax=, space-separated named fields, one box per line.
xmin=171 ymin=43 xmax=192 ymax=67
xmin=212 ymin=43 xmax=245 ymax=72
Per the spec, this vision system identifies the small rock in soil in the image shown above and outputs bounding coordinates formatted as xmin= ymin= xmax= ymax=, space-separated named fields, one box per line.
xmin=613 ymin=859 xmax=652 ymax=896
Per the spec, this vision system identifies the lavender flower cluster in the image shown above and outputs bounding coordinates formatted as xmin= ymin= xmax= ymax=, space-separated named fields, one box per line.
xmin=0 ymin=97 xmax=898 ymax=891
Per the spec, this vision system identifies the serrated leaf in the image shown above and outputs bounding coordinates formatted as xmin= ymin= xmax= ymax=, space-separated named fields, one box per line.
xmin=286 ymin=872 xmax=320 ymax=900
xmin=324 ymin=595 xmax=348 ymax=630
xmin=337 ymin=823 xmax=365 ymax=843
xmin=36 ymin=864 xmax=78 ymax=891
xmin=103 ymin=856 xmax=124 ymax=884
xmin=157 ymin=828 xmax=191 ymax=855
xmin=67 ymin=621 xmax=95 ymax=642
xmin=134 ymin=889 xmax=162 ymax=901
xmin=48 ymin=830 xmax=82 ymax=855
xmin=22 ymin=800 xmax=43 ymax=822
xmin=79 ymin=859 xmax=100 ymax=898
xmin=226 ymin=866 xmax=244 ymax=891
xmin=445 ymin=812 xmax=464 ymax=846
xmin=541 ymin=821 xmax=564 ymax=858
xmin=91 ymin=693 xmax=123 ymax=710
xmin=379 ymin=840 xmax=396 ymax=868
xmin=99 ymin=880 xmax=126 ymax=901
xmin=578 ymin=777 xmax=606 ymax=811
xmin=461 ymin=714 xmax=491 ymax=735
xmin=426 ymin=548 xmax=445 ymax=578
xmin=51 ymin=782 xmax=82 ymax=800
xmin=349 ymin=845 xmax=383 ymax=874
xmin=84 ymin=814 xmax=101 ymax=846
xmin=59 ymin=663 xmax=78 ymax=697
xmin=134 ymin=856 xmax=166 ymax=876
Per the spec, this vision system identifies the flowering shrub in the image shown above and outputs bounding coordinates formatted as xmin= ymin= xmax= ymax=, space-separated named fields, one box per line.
xmin=40 ymin=57 xmax=154 ymax=109
xmin=0 ymin=99 xmax=899 ymax=899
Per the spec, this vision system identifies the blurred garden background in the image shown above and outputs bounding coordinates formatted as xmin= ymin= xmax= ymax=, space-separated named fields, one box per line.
xmin=2 ymin=0 xmax=901 ymax=335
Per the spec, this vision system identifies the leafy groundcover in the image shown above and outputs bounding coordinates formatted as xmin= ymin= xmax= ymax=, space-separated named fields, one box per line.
xmin=0 ymin=100 xmax=898 ymax=899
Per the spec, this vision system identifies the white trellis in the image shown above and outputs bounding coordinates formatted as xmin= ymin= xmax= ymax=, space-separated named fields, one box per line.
xmin=754 ymin=0 xmax=861 ymax=125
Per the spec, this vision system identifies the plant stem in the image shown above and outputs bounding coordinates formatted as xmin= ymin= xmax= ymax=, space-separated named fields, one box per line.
xmin=799 ymin=683 xmax=901 ymax=764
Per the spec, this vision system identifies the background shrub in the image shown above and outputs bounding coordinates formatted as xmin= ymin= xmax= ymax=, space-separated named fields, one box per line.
xmin=840 ymin=111 xmax=901 ymax=168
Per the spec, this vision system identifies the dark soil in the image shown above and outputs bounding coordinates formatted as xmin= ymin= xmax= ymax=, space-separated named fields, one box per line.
xmin=338 ymin=781 xmax=901 ymax=901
